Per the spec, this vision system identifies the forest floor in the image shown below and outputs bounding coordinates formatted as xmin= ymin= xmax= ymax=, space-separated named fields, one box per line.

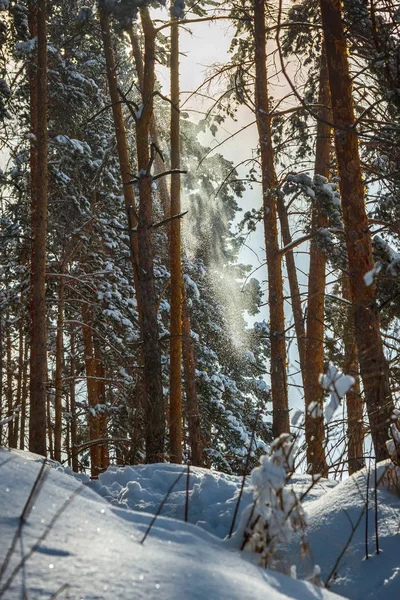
xmin=0 ymin=449 xmax=399 ymax=599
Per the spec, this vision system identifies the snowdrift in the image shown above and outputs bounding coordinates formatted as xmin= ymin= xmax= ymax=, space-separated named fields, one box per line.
xmin=0 ymin=449 xmax=344 ymax=600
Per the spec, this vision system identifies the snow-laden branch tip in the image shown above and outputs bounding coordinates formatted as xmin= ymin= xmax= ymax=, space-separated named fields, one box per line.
xmin=320 ymin=363 xmax=355 ymax=422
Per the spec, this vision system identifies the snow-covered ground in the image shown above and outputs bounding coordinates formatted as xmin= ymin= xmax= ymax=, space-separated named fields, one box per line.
xmin=1 ymin=448 xmax=399 ymax=599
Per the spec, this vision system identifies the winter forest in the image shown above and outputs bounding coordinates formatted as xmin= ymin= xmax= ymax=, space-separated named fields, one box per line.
xmin=0 ymin=0 xmax=400 ymax=598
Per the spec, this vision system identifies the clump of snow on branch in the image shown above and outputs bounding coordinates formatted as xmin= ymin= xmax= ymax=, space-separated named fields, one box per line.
xmin=241 ymin=434 xmax=308 ymax=571
xmin=320 ymin=363 xmax=355 ymax=422
xmin=363 ymin=262 xmax=382 ymax=286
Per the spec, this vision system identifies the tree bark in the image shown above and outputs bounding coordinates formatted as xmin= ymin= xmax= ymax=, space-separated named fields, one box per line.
xmin=6 ymin=320 xmax=14 ymax=446
xmin=94 ymin=341 xmax=109 ymax=471
xmin=276 ymin=197 xmax=306 ymax=382
xmin=128 ymin=25 xmax=170 ymax=217
xmin=29 ymin=0 xmax=48 ymax=456
xmin=54 ymin=273 xmax=65 ymax=462
xmin=342 ymin=275 xmax=364 ymax=474
xmin=19 ymin=328 xmax=29 ymax=450
xmin=320 ymin=0 xmax=394 ymax=460
xmin=70 ymin=328 xmax=79 ymax=472
xmin=136 ymin=8 xmax=165 ymax=463
xmin=168 ymin=11 xmax=183 ymax=463
xmin=129 ymin=23 xmax=201 ymax=464
xmin=304 ymin=47 xmax=331 ymax=476
xmin=253 ymin=0 xmax=289 ymax=436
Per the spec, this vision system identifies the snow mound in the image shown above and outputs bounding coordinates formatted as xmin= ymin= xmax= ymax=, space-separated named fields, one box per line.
xmin=287 ymin=461 xmax=400 ymax=599
xmin=92 ymin=462 xmax=336 ymax=538
xmin=0 ymin=449 xmax=344 ymax=600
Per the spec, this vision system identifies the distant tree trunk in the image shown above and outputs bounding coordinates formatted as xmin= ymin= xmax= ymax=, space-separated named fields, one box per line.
xmin=253 ymin=0 xmax=288 ymax=436
xmin=29 ymin=0 xmax=48 ymax=456
xmin=342 ymin=276 xmax=364 ymax=474
xmin=0 ymin=315 xmax=3 ymax=444
xmin=168 ymin=11 xmax=183 ymax=464
xmin=136 ymin=8 xmax=165 ymax=463
xmin=276 ymin=197 xmax=306 ymax=382
xmin=70 ymin=328 xmax=79 ymax=472
xmin=320 ymin=0 xmax=394 ymax=460
xmin=6 ymin=320 xmax=14 ymax=446
xmin=19 ymin=332 xmax=29 ymax=450
xmin=94 ymin=341 xmax=109 ymax=471
xmin=81 ymin=304 xmax=100 ymax=477
xmin=304 ymin=47 xmax=331 ymax=476
xmin=182 ymin=299 xmax=203 ymax=466
xmin=47 ymin=393 xmax=53 ymax=459
xmin=65 ymin=394 xmax=71 ymax=468
xmin=54 ymin=273 xmax=65 ymax=462
xmin=12 ymin=315 xmax=25 ymax=448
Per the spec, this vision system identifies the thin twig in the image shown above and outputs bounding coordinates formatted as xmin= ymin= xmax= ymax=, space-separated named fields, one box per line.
xmin=0 ymin=486 xmax=84 ymax=598
xmin=140 ymin=471 xmax=185 ymax=544
xmin=185 ymin=463 xmax=190 ymax=523
xmin=0 ymin=459 xmax=48 ymax=584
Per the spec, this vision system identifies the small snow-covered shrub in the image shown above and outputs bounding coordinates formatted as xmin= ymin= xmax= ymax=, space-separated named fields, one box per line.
xmin=241 ymin=434 xmax=309 ymax=571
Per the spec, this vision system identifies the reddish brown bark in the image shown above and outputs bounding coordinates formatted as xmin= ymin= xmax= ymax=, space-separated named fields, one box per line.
xmin=19 ymin=330 xmax=29 ymax=450
xmin=29 ymin=0 xmax=48 ymax=456
xmin=54 ymin=273 xmax=65 ymax=462
xmin=276 ymin=197 xmax=306 ymax=381
xmin=6 ymin=320 xmax=14 ymax=446
xmin=129 ymin=24 xmax=201 ymax=464
xmin=100 ymin=7 xmax=164 ymax=463
xmin=70 ymin=329 xmax=79 ymax=472
xmin=128 ymin=26 xmax=170 ymax=217
xmin=94 ymin=342 xmax=109 ymax=471
xmin=168 ymin=12 xmax=183 ymax=464
xmin=304 ymin=47 xmax=331 ymax=476
xmin=135 ymin=8 xmax=165 ymax=462
xmin=254 ymin=0 xmax=288 ymax=436
xmin=342 ymin=276 xmax=364 ymax=474
xmin=320 ymin=0 xmax=394 ymax=460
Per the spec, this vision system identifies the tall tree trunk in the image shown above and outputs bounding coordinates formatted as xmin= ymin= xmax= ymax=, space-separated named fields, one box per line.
xmin=136 ymin=8 xmax=165 ymax=463
xmin=70 ymin=328 xmax=79 ymax=472
xmin=253 ymin=0 xmax=288 ymax=436
xmin=81 ymin=304 xmax=100 ymax=477
xmin=342 ymin=276 xmax=364 ymax=473
xmin=0 ymin=315 xmax=3 ymax=444
xmin=6 ymin=320 xmax=14 ymax=446
xmin=29 ymin=0 xmax=48 ymax=456
xmin=54 ymin=273 xmax=65 ymax=462
xmin=182 ymin=299 xmax=203 ymax=466
xmin=100 ymin=6 xmax=165 ymax=463
xmin=98 ymin=6 xmax=141 ymax=300
xmin=12 ymin=316 xmax=25 ymax=448
xmin=19 ymin=330 xmax=29 ymax=450
xmin=129 ymin=24 xmax=201 ymax=464
xmin=47 ymin=392 xmax=53 ymax=459
xmin=320 ymin=0 xmax=394 ymax=460
xmin=168 ymin=10 xmax=183 ymax=464
xmin=304 ymin=47 xmax=331 ymax=476
xmin=276 ymin=198 xmax=306 ymax=382
xmin=94 ymin=341 xmax=109 ymax=471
